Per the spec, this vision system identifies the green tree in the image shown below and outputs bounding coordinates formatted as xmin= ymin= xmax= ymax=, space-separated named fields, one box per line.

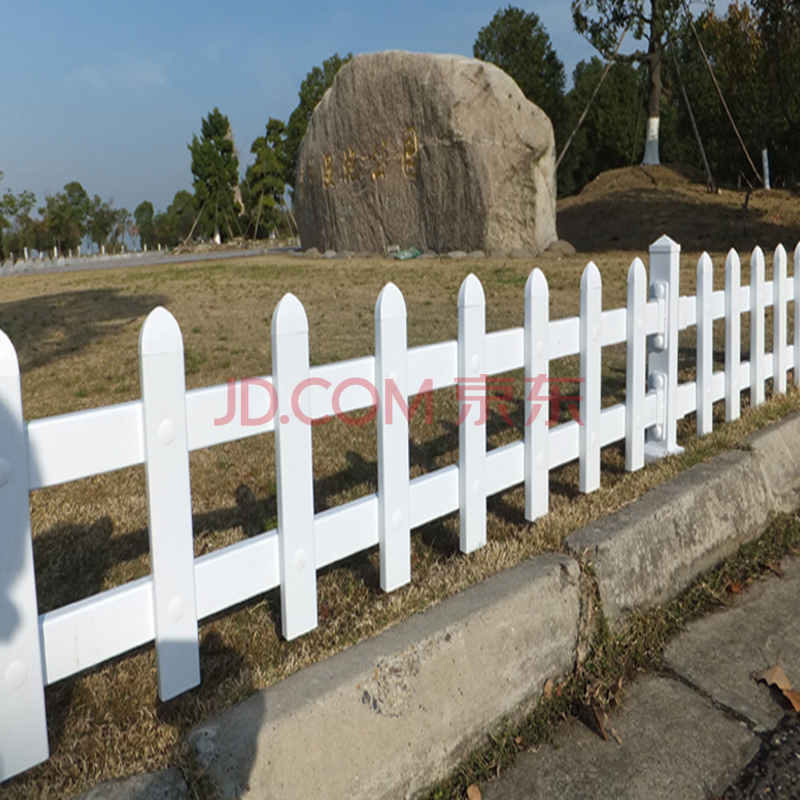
xmin=154 ymin=190 xmax=196 ymax=248
xmin=31 ymin=218 xmax=54 ymax=255
xmin=42 ymin=181 xmax=89 ymax=254
xmin=754 ymin=0 xmax=800 ymax=135
xmin=64 ymin=181 xmax=90 ymax=231
xmin=0 ymin=177 xmax=7 ymax=260
xmin=2 ymin=189 xmax=37 ymax=257
xmin=134 ymin=201 xmax=157 ymax=249
xmin=188 ymin=107 xmax=240 ymax=242
xmin=572 ymin=0 xmax=686 ymax=165
xmin=284 ymin=53 xmax=352 ymax=189
xmin=753 ymin=0 xmax=800 ymax=185
xmin=243 ymin=118 xmax=287 ymax=238
xmin=86 ymin=195 xmax=116 ymax=252
xmin=473 ymin=6 xmax=566 ymax=130
xmin=705 ymin=2 xmax=800 ymax=186
xmin=112 ymin=207 xmax=131 ymax=252
xmin=668 ymin=2 xmax=800 ymax=188
xmin=0 ymin=173 xmax=8 ymax=258
xmin=558 ymin=58 xmax=645 ymax=195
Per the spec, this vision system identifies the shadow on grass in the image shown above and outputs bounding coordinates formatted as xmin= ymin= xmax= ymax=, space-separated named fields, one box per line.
xmin=558 ymin=190 xmax=800 ymax=254
xmin=0 ymin=289 xmax=168 ymax=370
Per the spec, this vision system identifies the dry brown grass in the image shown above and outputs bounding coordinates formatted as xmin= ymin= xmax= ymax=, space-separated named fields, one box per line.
xmin=1 ymin=248 xmax=799 ymax=799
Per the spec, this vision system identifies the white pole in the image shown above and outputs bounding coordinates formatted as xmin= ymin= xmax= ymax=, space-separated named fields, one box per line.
xmin=524 ymin=268 xmax=549 ymax=519
xmin=457 ymin=274 xmax=487 ymax=553
xmin=138 ymin=308 xmax=201 ymax=700
xmin=0 ymin=333 xmax=50 ymax=779
xmin=375 ymin=283 xmax=411 ymax=591
xmin=272 ymin=294 xmax=318 ymax=639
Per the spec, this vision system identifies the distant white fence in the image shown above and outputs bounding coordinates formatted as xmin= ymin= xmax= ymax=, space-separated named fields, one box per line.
xmin=1 ymin=235 xmax=799 ymax=780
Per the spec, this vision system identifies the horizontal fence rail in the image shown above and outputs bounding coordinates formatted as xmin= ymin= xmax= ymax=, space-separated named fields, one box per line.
xmin=1 ymin=235 xmax=799 ymax=779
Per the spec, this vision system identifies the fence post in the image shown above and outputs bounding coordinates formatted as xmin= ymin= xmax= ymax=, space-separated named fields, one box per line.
xmin=645 ymin=235 xmax=684 ymax=460
xmin=626 ymin=258 xmax=647 ymax=471
xmin=697 ymin=254 xmax=714 ymax=436
xmin=795 ymin=244 xmax=800 ymax=388
xmin=272 ymin=294 xmax=318 ymax=639
xmin=580 ymin=262 xmax=602 ymax=492
xmin=0 ymin=331 xmax=49 ymax=780
xmin=375 ymin=283 xmax=411 ymax=592
xmin=725 ymin=250 xmax=742 ymax=421
xmin=458 ymin=274 xmax=486 ymax=553
xmin=750 ymin=247 xmax=766 ymax=407
xmin=773 ymin=245 xmax=788 ymax=395
xmin=139 ymin=308 xmax=200 ymax=701
xmin=524 ymin=268 xmax=549 ymax=520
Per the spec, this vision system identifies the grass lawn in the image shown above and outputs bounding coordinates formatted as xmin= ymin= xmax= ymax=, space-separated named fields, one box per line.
xmin=1 ymin=250 xmax=798 ymax=799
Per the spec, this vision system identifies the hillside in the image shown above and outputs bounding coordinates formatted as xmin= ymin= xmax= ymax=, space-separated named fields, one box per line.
xmin=557 ymin=165 xmax=800 ymax=254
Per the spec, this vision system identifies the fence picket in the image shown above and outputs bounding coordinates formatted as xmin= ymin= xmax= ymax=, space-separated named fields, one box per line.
xmin=0 ymin=332 xmax=49 ymax=780
xmin=725 ymin=250 xmax=742 ymax=421
xmin=626 ymin=258 xmax=647 ymax=470
xmin=750 ymin=247 xmax=766 ymax=406
xmin=795 ymin=245 xmax=800 ymax=388
xmin=139 ymin=308 xmax=200 ymax=701
xmin=272 ymin=294 xmax=318 ymax=639
xmin=458 ymin=274 xmax=486 ymax=553
xmin=697 ymin=254 xmax=714 ymax=436
xmin=524 ymin=268 xmax=549 ymax=520
xmin=375 ymin=283 xmax=411 ymax=591
xmin=774 ymin=246 xmax=788 ymax=394
xmin=580 ymin=262 xmax=602 ymax=493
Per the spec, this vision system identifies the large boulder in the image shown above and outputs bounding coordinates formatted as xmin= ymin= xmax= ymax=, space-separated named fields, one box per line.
xmin=294 ymin=51 xmax=557 ymax=255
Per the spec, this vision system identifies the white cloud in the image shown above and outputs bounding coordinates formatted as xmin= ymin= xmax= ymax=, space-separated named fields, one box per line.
xmin=68 ymin=66 xmax=108 ymax=90
xmin=66 ymin=62 xmax=166 ymax=93
xmin=122 ymin=61 xmax=167 ymax=89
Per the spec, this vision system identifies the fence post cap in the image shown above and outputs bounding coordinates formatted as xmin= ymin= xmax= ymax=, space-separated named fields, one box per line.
xmin=628 ymin=257 xmax=646 ymax=284
xmin=726 ymin=248 xmax=741 ymax=268
xmin=650 ymin=234 xmax=680 ymax=253
xmin=375 ymin=282 xmax=406 ymax=321
xmin=0 ymin=330 xmax=20 ymax=378
xmin=458 ymin=273 xmax=485 ymax=308
xmin=581 ymin=261 xmax=602 ymax=291
xmin=139 ymin=307 xmax=182 ymax=356
xmin=525 ymin=267 xmax=548 ymax=298
xmin=272 ymin=293 xmax=308 ymax=337
xmin=697 ymin=252 xmax=713 ymax=275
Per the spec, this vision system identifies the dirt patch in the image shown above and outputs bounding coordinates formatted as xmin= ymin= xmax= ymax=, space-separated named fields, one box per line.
xmin=558 ymin=165 xmax=800 ymax=255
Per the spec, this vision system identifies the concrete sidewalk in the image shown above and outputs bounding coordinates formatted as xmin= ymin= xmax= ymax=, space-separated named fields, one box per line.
xmin=481 ymin=557 xmax=800 ymax=800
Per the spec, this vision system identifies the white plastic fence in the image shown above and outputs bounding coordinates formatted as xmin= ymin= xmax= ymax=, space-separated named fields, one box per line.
xmin=1 ymin=235 xmax=799 ymax=779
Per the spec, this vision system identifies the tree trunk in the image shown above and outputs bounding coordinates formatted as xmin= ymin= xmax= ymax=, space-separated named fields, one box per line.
xmin=643 ymin=5 xmax=663 ymax=166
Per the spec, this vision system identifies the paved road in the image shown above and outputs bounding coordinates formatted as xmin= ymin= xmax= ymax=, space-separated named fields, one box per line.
xmin=721 ymin=713 xmax=800 ymax=799
xmin=1 ymin=246 xmax=299 ymax=278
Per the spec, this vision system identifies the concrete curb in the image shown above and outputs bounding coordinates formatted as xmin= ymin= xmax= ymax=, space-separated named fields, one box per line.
xmin=71 ymin=768 xmax=189 ymax=800
xmin=187 ymin=554 xmax=581 ymax=800
xmin=564 ymin=411 xmax=800 ymax=625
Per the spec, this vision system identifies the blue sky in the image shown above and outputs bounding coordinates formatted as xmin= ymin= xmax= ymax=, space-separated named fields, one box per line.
xmin=0 ymin=1 xmax=602 ymax=215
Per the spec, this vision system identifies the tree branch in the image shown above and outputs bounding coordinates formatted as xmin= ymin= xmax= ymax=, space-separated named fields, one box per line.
xmin=614 ymin=49 xmax=650 ymax=63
